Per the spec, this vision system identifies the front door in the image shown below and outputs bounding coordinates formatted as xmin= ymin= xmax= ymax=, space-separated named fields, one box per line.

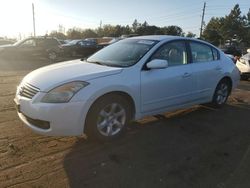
xmin=16 ymin=38 xmax=40 ymax=58
xmin=141 ymin=41 xmax=195 ymax=113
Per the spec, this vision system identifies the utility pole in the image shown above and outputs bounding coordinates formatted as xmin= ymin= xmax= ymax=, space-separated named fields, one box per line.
xmin=32 ymin=3 xmax=36 ymax=37
xmin=199 ymin=2 xmax=206 ymax=39
xmin=100 ymin=20 xmax=102 ymax=28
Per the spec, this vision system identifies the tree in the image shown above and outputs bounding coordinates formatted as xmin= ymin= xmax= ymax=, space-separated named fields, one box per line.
xmin=160 ymin=26 xmax=184 ymax=36
xmin=82 ymin=29 xmax=98 ymax=38
xmin=49 ymin=31 xmax=66 ymax=40
xmin=137 ymin=25 xmax=161 ymax=35
xmin=66 ymin=28 xmax=83 ymax=39
xmin=221 ymin=4 xmax=245 ymax=41
xmin=132 ymin=19 xmax=141 ymax=33
xmin=186 ymin=32 xmax=196 ymax=38
xmin=203 ymin=17 xmax=224 ymax=46
xmin=203 ymin=4 xmax=250 ymax=47
xmin=101 ymin=25 xmax=117 ymax=37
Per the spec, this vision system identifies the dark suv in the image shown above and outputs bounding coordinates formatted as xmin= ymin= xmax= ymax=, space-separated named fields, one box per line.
xmin=0 ymin=36 xmax=63 ymax=61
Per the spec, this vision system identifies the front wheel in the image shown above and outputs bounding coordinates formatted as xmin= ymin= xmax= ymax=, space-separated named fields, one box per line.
xmin=48 ymin=51 xmax=57 ymax=61
xmin=211 ymin=80 xmax=230 ymax=108
xmin=85 ymin=94 xmax=132 ymax=141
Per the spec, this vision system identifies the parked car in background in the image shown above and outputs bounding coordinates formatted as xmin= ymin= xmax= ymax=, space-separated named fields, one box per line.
xmin=62 ymin=39 xmax=102 ymax=57
xmin=14 ymin=35 xmax=240 ymax=141
xmin=0 ymin=39 xmax=15 ymax=46
xmin=0 ymin=36 xmax=63 ymax=61
xmin=98 ymin=37 xmax=122 ymax=48
xmin=236 ymin=49 xmax=250 ymax=80
xmin=58 ymin=39 xmax=68 ymax=45
xmin=221 ymin=45 xmax=242 ymax=63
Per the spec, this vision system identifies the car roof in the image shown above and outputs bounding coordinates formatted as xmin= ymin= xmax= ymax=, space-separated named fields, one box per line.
xmin=130 ymin=35 xmax=218 ymax=48
xmin=25 ymin=36 xmax=57 ymax=40
xmin=130 ymin=35 xmax=189 ymax=41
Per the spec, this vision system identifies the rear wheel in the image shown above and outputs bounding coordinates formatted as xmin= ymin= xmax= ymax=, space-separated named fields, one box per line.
xmin=211 ymin=79 xmax=231 ymax=108
xmin=85 ymin=94 xmax=132 ymax=141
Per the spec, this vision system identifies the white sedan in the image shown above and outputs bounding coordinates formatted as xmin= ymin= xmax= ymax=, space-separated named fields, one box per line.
xmin=14 ymin=36 xmax=240 ymax=141
xmin=236 ymin=49 xmax=250 ymax=80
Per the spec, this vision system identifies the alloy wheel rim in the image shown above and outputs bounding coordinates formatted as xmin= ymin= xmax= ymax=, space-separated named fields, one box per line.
xmin=216 ymin=83 xmax=228 ymax=105
xmin=97 ymin=103 xmax=126 ymax=136
xmin=49 ymin=52 xmax=56 ymax=60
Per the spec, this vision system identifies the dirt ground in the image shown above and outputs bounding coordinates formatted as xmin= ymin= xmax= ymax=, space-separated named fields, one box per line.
xmin=0 ymin=58 xmax=250 ymax=188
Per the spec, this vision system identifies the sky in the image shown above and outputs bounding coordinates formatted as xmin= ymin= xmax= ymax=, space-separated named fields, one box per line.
xmin=0 ymin=0 xmax=249 ymax=39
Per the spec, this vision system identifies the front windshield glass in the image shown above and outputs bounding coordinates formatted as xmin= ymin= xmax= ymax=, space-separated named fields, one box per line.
xmin=14 ymin=39 xmax=26 ymax=46
xmin=68 ymin=40 xmax=81 ymax=45
xmin=87 ymin=39 xmax=158 ymax=67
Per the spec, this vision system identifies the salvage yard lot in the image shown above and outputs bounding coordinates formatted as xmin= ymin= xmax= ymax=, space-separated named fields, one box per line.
xmin=0 ymin=58 xmax=250 ymax=188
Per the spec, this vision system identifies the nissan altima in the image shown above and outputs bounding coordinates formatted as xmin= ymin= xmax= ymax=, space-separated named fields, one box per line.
xmin=14 ymin=35 xmax=240 ymax=141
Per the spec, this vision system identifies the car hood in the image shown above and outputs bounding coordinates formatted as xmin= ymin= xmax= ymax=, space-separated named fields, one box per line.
xmin=0 ymin=44 xmax=14 ymax=48
xmin=22 ymin=59 xmax=123 ymax=92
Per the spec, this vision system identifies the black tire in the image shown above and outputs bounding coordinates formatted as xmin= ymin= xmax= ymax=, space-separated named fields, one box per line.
xmin=211 ymin=79 xmax=231 ymax=108
xmin=85 ymin=94 xmax=132 ymax=141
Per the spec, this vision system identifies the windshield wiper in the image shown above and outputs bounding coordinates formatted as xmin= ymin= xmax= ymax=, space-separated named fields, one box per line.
xmin=85 ymin=60 xmax=126 ymax=67
xmin=85 ymin=60 xmax=105 ymax=66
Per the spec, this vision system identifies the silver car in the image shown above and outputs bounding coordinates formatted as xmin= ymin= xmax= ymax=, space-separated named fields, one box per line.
xmin=14 ymin=36 xmax=240 ymax=141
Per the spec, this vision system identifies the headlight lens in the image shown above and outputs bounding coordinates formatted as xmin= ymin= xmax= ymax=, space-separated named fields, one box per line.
xmin=41 ymin=81 xmax=89 ymax=103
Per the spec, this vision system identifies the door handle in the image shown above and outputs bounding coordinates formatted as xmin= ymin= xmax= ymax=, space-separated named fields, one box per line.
xmin=182 ymin=72 xmax=191 ymax=78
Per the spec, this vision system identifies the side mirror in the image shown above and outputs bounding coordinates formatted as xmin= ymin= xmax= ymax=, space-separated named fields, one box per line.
xmin=147 ymin=59 xmax=168 ymax=69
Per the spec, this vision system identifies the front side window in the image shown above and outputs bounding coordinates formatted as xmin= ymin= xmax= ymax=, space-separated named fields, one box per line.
xmin=44 ymin=39 xmax=59 ymax=46
xmin=151 ymin=41 xmax=188 ymax=66
xmin=36 ymin=39 xmax=46 ymax=47
xmin=190 ymin=42 xmax=213 ymax=63
xmin=87 ymin=39 xmax=158 ymax=67
xmin=19 ymin=39 xmax=36 ymax=47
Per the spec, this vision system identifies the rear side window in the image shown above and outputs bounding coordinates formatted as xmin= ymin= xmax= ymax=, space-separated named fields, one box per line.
xmin=212 ymin=48 xmax=219 ymax=60
xmin=45 ymin=39 xmax=59 ymax=46
xmin=190 ymin=42 xmax=213 ymax=63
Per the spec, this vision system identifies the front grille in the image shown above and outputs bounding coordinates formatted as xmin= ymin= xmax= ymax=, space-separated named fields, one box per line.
xmin=19 ymin=83 xmax=40 ymax=99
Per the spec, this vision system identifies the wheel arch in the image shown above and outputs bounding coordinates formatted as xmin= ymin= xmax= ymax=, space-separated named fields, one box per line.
xmin=219 ymin=76 xmax=232 ymax=94
xmin=84 ymin=91 xmax=136 ymax=133
xmin=83 ymin=91 xmax=136 ymax=135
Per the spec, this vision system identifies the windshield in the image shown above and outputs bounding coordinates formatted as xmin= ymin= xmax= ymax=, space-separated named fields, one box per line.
xmin=87 ymin=39 xmax=158 ymax=67
xmin=68 ymin=40 xmax=81 ymax=45
xmin=14 ymin=39 xmax=27 ymax=46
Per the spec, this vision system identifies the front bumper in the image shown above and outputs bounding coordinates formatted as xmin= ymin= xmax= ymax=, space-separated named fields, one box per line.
xmin=14 ymin=94 xmax=88 ymax=136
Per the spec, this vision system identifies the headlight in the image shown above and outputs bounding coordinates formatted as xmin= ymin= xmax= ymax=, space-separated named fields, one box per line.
xmin=41 ymin=81 xmax=89 ymax=103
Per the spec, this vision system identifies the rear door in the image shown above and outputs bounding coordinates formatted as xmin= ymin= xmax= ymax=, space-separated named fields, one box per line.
xmin=189 ymin=41 xmax=222 ymax=101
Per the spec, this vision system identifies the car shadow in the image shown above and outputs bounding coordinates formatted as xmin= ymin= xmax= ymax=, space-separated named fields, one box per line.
xmin=63 ymin=103 xmax=250 ymax=188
